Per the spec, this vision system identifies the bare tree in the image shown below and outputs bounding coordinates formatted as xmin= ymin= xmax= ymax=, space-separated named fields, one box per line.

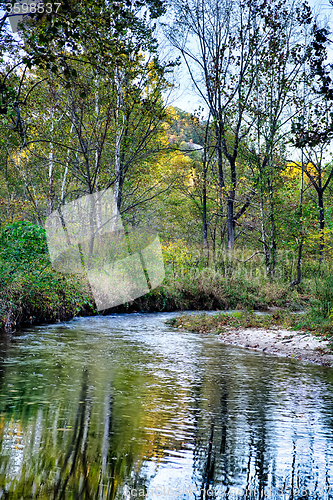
xmin=291 ymin=20 xmax=333 ymax=265
xmin=247 ymin=0 xmax=314 ymax=278
xmin=167 ymin=0 xmax=270 ymax=251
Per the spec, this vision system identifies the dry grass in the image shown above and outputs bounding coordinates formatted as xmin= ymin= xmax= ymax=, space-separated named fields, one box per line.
xmin=166 ymin=310 xmax=299 ymax=333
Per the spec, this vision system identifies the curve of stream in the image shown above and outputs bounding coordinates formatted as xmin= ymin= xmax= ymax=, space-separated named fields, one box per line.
xmin=0 ymin=312 xmax=333 ymax=499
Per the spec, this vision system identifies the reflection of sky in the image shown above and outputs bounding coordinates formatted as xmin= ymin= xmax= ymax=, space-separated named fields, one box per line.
xmin=1 ymin=419 xmax=24 ymax=478
xmin=1 ymin=314 xmax=333 ymax=498
xmin=116 ymin=314 xmax=333 ymax=499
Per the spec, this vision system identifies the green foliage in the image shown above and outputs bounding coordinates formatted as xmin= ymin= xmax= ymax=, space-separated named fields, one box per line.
xmin=167 ymin=107 xmax=204 ymax=145
xmin=312 ymin=275 xmax=333 ymax=319
xmin=18 ymin=0 xmax=167 ymax=90
xmin=0 ymin=221 xmax=47 ymax=265
xmin=0 ymin=221 xmax=95 ymax=331
xmin=0 ymin=265 xmax=95 ymax=331
xmin=0 ymin=0 xmax=333 ymax=335
xmin=0 ymin=221 xmax=49 ymax=290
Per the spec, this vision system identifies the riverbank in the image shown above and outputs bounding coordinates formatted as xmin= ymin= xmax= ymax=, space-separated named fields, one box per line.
xmin=2 ymin=272 xmax=333 ymax=367
xmin=0 ymin=268 xmax=96 ymax=332
xmin=1 ymin=222 xmax=332 ymax=335
xmin=167 ymin=312 xmax=333 ymax=366
xmin=0 ymin=268 xmax=331 ymax=336
xmin=0 ymin=262 xmax=305 ymax=332
xmin=217 ymin=326 xmax=333 ymax=366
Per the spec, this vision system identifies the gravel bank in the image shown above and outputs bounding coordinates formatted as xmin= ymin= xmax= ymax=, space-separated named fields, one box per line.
xmin=218 ymin=327 xmax=333 ymax=366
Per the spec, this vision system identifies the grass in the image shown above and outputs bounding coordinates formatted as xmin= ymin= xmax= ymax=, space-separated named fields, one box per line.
xmin=3 ymin=255 xmax=329 ymax=333
xmin=0 ymin=263 xmax=96 ymax=332
xmin=160 ymin=244 xmax=333 ymax=346
xmin=166 ymin=308 xmax=333 ymax=351
xmin=1 ymin=258 xmax=302 ymax=331
xmin=165 ymin=310 xmax=300 ymax=334
xmin=0 ymin=223 xmax=332 ymax=336
xmin=116 ymin=259 xmax=307 ymax=313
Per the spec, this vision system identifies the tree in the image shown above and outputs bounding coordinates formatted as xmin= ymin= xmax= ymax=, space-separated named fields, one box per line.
xmin=167 ymin=0 xmax=260 ymax=250
xmin=1 ymin=0 xmax=175 ymax=227
xmin=245 ymin=0 xmax=314 ymax=278
xmin=291 ymin=20 xmax=333 ymax=264
xmin=167 ymin=0 xmax=314 ymax=260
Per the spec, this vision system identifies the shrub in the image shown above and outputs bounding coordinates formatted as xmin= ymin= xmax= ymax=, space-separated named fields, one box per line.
xmin=0 ymin=221 xmax=95 ymax=331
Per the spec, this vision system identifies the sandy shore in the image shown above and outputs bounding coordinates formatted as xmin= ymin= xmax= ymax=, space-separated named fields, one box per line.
xmin=218 ymin=327 xmax=333 ymax=366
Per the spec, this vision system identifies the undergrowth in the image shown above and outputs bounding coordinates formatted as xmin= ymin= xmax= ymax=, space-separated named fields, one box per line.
xmin=1 ymin=223 xmax=332 ymax=336
xmin=0 ymin=221 xmax=95 ymax=331
xmin=166 ymin=310 xmax=299 ymax=334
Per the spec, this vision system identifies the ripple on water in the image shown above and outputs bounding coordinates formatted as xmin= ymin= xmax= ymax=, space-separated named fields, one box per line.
xmin=0 ymin=312 xmax=332 ymax=498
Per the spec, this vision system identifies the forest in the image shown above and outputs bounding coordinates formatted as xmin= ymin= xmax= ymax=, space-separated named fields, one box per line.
xmin=1 ymin=0 xmax=333 ymax=337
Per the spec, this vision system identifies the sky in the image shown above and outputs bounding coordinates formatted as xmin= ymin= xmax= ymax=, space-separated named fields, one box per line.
xmin=1 ymin=0 xmax=332 ymax=116
xmin=167 ymin=0 xmax=333 ymax=114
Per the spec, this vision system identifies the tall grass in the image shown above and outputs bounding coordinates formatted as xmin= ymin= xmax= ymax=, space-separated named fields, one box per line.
xmin=1 ymin=226 xmax=332 ymax=332
xmin=118 ymin=245 xmax=306 ymax=313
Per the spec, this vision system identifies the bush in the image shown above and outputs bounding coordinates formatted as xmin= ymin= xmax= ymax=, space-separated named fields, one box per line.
xmin=0 ymin=221 xmax=95 ymax=331
xmin=0 ymin=221 xmax=47 ymax=265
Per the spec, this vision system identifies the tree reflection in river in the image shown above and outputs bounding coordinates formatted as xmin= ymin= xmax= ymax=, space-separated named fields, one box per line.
xmin=187 ymin=345 xmax=333 ymax=500
xmin=0 ymin=314 xmax=333 ymax=499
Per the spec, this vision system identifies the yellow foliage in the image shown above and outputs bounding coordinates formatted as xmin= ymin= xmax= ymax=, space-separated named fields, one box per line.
xmin=166 ymin=106 xmax=179 ymax=120
xmin=155 ymin=150 xmax=191 ymax=177
xmin=0 ymin=197 xmax=38 ymax=227
xmin=161 ymin=240 xmax=195 ymax=271
xmin=10 ymin=146 xmax=34 ymax=167
xmin=305 ymin=228 xmax=333 ymax=256
xmin=285 ymin=161 xmax=318 ymax=179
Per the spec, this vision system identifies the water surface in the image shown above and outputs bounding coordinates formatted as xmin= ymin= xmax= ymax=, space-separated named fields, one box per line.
xmin=0 ymin=312 xmax=333 ymax=499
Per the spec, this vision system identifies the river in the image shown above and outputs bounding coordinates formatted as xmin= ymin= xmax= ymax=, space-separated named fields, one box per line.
xmin=0 ymin=312 xmax=333 ymax=499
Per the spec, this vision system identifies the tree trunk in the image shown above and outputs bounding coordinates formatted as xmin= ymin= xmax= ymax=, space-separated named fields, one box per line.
xmin=48 ymin=115 xmax=54 ymax=216
xmin=318 ymin=189 xmax=325 ymax=265
xmin=88 ymin=194 xmax=96 ymax=265
xmin=203 ymin=167 xmax=208 ymax=248
xmin=203 ymin=116 xmax=211 ymax=251
xmin=227 ymin=198 xmax=235 ymax=252
xmin=215 ymin=123 xmax=225 ymax=246
xmin=227 ymin=159 xmax=236 ymax=251
xmin=268 ymin=176 xmax=276 ymax=278
xmin=114 ymin=67 xmax=125 ymax=217
xmin=259 ymin=191 xmax=270 ymax=276
xmin=291 ymin=155 xmax=305 ymax=286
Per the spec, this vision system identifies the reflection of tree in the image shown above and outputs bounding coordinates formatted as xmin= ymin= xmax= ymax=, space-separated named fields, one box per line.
xmin=99 ymin=383 xmax=113 ymax=500
xmin=53 ymin=368 xmax=91 ymax=499
xmin=1 ymin=323 xmax=333 ymax=499
xmin=192 ymin=373 xmax=230 ymax=500
xmin=246 ymin=368 xmax=270 ymax=499
xmin=0 ymin=332 xmax=10 ymax=395
xmin=219 ymin=385 xmax=229 ymax=496
xmin=0 ymin=364 xmax=130 ymax=499
xmin=200 ymin=421 xmax=215 ymax=500
xmin=190 ymin=356 xmax=276 ymax=499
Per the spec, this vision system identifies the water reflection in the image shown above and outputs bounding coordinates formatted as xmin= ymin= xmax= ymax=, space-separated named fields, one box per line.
xmin=0 ymin=313 xmax=333 ymax=499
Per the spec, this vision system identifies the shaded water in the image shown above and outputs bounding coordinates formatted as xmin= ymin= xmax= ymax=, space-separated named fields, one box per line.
xmin=0 ymin=312 xmax=333 ymax=499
